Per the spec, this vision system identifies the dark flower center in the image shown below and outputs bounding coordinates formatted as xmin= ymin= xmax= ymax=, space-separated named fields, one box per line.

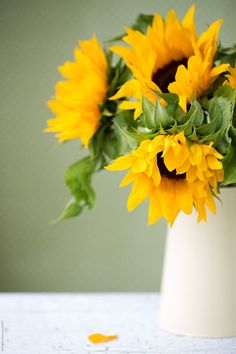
xmin=152 ymin=58 xmax=188 ymax=92
xmin=157 ymin=153 xmax=186 ymax=180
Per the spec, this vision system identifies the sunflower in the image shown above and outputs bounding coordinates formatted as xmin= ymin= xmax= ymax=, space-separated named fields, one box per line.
xmin=224 ymin=65 xmax=236 ymax=90
xmin=106 ymin=132 xmax=224 ymax=226
xmin=110 ymin=5 xmax=228 ymax=116
xmin=46 ymin=36 xmax=107 ymax=146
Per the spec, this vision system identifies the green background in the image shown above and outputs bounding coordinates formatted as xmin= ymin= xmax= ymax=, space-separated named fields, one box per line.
xmin=1 ymin=0 xmax=235 ymax=292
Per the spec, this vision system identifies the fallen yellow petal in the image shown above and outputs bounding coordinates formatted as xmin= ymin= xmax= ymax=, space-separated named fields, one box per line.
xmin=88 ymin=333 xmax=118 ymax=344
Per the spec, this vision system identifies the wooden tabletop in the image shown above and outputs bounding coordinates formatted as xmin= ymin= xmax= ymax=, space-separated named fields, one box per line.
xmin=0 ymin=293 xmax=236 ymax=354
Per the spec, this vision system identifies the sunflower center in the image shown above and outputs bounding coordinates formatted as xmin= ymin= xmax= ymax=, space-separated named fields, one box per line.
xmin=156 ymin=153 xmax=186 ymax=180
xmin=152 ymin=58 xmax=188 ymax=92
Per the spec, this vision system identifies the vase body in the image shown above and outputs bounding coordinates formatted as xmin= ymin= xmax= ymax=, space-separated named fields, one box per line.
xmin=159 ymin=187 xmax=236 ymax=337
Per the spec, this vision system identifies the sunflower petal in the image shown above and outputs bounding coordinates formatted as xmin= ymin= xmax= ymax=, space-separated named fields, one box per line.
xmin=175 ymin=181 xmax=193 ymax=214
xmin=106 ymin=134 xmax=223 ymax=226
xmin=88 ymin=333 xmax=118 ymax=344
xmin=46 ymin=36 xmax=107 ymax=145
xmin=127 ymin=174 xmax=151 ymax=211
xmin=105 ymin=155 xmax=133 ymax=171
xmin=148 ymin=190 xmax=162 ymax=225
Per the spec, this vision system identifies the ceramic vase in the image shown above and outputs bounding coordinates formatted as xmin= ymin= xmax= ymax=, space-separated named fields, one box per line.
xmin=159 ymin=187 xmax=236 ymax=337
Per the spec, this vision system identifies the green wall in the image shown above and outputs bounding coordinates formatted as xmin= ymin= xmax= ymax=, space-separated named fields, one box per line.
xmin=1 ymin=0 xmax=235 ymax=291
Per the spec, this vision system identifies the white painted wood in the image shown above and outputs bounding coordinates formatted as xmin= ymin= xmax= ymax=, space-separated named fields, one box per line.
xmin=0 ymin=293 xmax=236 ymax=353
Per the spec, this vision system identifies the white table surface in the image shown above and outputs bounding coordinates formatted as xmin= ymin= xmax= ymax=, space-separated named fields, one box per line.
xmin=0 ymin=293 xmax=236 ymax=354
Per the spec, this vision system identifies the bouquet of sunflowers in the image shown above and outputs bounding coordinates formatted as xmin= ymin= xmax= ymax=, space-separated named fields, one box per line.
xmin=46 ymin=5 xmax=236 ymax=226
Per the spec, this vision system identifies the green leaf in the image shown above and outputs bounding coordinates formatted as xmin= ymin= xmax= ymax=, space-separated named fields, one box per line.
xmin=142 ymin=95 xmax=175 ymax=131
xmin=216 ymin=44 xmax=236 ymax=66
xmin=142 ymin=96 xmax=156 ymax=130
xmin=175 ymin=113 xmax=195 ymax=136
xmin=230 ymin=126 xmax=236 ymax=143
xmin=216 ymin=137 xmax=230 ymax=155
xmin=175 ymin=101 xmax=203 ymax=136
xmin=222 ymin=144 xmax=236 ymax=185
xmin=214 ymin=85 xmax=236 ymax=105
xmin=56 ymin=157 xmax=97 ymax=221
xmin=188 ymin=126 xmax=198 ymax=141
xmin=103 ymin=134 xmax=120 ymax=159
xmin=107 ymin=60 xmax=131 ymax=97
xmin=117 ymin=65 xmax=132 ymax=86
xmin=64 ymin=156 xmax=96 ymax=210
xmin=214 ymin=86 xmax=236 ymax=125
xmin=113 ymin=123 xmax=132 ymax=154
xmin=173 ymin=106 xmax=186 ymax=124
xmin=154 ymin=96 xmax=174 ymax=128
xmin=197 ymin=96 xmax=233 ymax=148
xmin=156 ymin=92 xmax=180 ymax=116
xmin=113 ymin=110 xmax=157 ymax=151
xmin=132 ymin=14 xmax=154 ymax=32
xmin=105 ymin=51 xmax=113 ymax=83
xmin=113 ymin=115 xmax=139 ymax=150
xmin=197 ymin=99 xmax=223 ymax=135
xmin=191 ymin=100 xmax=204 ymax=127
xmin=108 ymin=66 xmax=120 ymax=97
xmin=89 ymin=126 xmax=106 ymax=160
xmin=167 ymin=120 xmax=177 ymax=134
xmin=59 ymin=199 xmax=82 ymax=220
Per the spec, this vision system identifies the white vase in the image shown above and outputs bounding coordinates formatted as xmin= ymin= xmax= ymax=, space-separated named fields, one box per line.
xmin=159 ymin=187 xmax=236 ymax=337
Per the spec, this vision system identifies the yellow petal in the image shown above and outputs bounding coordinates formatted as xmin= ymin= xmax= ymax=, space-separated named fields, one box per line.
xmin=190 ymin=144 xmax=202 ymax=165
xmin=105 ymin=155 xmax=133 ymax=171
xmin=134 ymin=101 xmax=143 ymax=119
xmin=210 ymin=63 xmax=229 ymax=78
xmin=175 ymin=181 xmax=193 ymax=215
xmin=109 ymin=79 xmax=141 ymax=101
xmin=163 ymin=146 xmax=187 ymax=172
xmin=119 ymin=101 xmax=139 ymax=110
xmin=46 ymin=36 xmax=107 ymax=145
xmin=148 ymin=190 xmax=162 ymax=225
xmin=132 ymin=158 xmax=148 ymax=173
xmin=168 ymin=204 xmax=180 ymax=227
xmin=206 ymin=155 xmax=223 ymax=170
xmin=182 ymin=4 xmax=196 ymax=37
xmin=195 ymin=199 xmax=207 ymax=222
xmin=158 ymin=179 xmax=180 ymax=225
xmin=176 ymin=158 xmax=191 ymax=174
xmin=109 ymin=44 xmax=132 ymax=62
xmin=205 ymin=187 xmax=216 ymax=214
xmin=186 ymin=166 xmax=197 ymax=183
xmin=176 ymin=131 xmax=186 ymax=144
xmin=157 ymin=177 xmax=175 ymax=209
xmin=88 ymin=333 xmax=118 ymax=344
xmin=197 ymin=19 xmax=223 ymax=59
xmin=120 ymin=171 xmax=136 ymax=187
xmin=215 ymin=169 xmax=224 ymax=182
xmin=127 ymin=174 xmax=151 ymax=211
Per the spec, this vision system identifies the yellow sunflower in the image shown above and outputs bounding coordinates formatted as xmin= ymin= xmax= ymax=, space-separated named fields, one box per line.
xmin=46 ymin=36 xmax=107 ymax=146
xmin=110 ymin=5 xmax=228 ymax=116
xmin=106 ymin=132 xmax=224 ymax=226
xmin=224 ymin=65 xmax=236 ymax=90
